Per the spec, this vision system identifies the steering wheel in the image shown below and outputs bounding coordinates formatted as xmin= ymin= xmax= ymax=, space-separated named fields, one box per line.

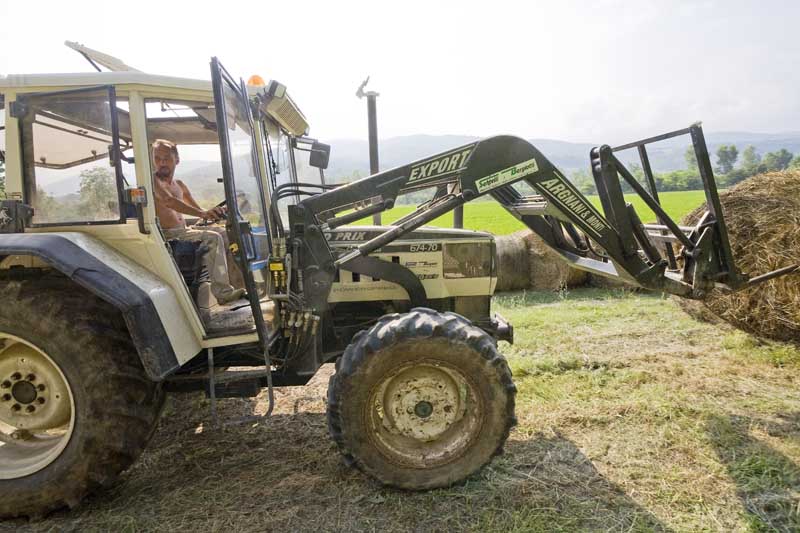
xmin=194 ymin=200 xmax=228 ymax=227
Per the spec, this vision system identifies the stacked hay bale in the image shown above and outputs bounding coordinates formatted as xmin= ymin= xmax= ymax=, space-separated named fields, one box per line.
xmin=494 ymin=230 xmax=532 ymax=291
xmin=678 ymin=171 xmax=800 ymax=343
xmin=494 ymin=229 xmax=588 ymax=291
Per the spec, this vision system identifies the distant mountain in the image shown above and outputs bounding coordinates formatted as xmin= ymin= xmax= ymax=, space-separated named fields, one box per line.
xmin=38 ymin=159 xmax=214 ymax=197
xmin=324 ymin=131 xmax=800 ymax=179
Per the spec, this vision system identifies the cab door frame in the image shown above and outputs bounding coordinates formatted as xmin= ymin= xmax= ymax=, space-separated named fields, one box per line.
xmin=210 ymin=57 xmax=273 ymax=348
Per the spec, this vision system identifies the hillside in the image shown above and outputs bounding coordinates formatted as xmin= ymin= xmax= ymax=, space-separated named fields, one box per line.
xmin=324 ymin=131 xmax=800 ymax=180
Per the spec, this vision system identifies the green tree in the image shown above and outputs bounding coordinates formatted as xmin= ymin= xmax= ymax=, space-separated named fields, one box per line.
xmin=715 ymin=144 xmax=738 ymax=174
xmin=740 ymin=145 xmax=761 ymax=171
xmin=684 ymin=146 xmax=698 ymax=170
xmin=761 ymin=149 xmax=793 ymax=172
xmin=78 ymin=167 xmax=117 ymax=218
xmin=658 ymin=169 xmax=703 ymax=191
xmin=33 ymin=188 xmax=59 ymax=223
xmin=570 ymin=168 xmax=596 ymax=194
xmin=790 ymin=155 xmax=800 ymax=169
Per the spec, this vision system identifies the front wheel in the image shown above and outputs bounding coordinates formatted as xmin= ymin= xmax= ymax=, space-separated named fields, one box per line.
xmin=327 ymin=308 xmax=516 ymax=489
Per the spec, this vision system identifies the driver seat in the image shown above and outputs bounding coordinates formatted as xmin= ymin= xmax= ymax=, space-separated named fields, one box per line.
xmin=167 ymin=238 xmax=273 ymax=336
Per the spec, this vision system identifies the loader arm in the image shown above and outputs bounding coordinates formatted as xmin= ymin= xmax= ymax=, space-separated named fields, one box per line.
xmin=288 ymin=125 xmax=772 ymax=313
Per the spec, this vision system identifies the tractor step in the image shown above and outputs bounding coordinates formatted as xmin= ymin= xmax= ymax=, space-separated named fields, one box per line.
xmin=206 ymin=378 xmax=261 ymax=398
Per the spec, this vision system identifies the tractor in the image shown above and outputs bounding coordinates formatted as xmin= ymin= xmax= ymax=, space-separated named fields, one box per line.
xmin=0 ymin=43 xmax=793 ymax=517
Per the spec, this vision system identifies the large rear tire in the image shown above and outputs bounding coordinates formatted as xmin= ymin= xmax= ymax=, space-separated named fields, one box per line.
xmin=327 ymin=308 xmax=516 ymax=489
xmin=0 ymin=277 xmax=164 ymax=518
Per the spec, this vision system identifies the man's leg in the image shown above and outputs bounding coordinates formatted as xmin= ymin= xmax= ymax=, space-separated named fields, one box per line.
xmin=195 ymin=225 xmax=245 ymax=290
xmin=164 ymin=227 xmax=244 ymax=304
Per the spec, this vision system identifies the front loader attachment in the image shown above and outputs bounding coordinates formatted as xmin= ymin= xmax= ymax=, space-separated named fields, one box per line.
xmin=289 ymin=124 xmax=790 ymax=312
xmin=495 ymin=123 xmax=751 ymax=298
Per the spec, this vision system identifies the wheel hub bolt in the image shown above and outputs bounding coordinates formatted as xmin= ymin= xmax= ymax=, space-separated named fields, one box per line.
xmin=11 ymin=404 xmax=21 ymax=412
xmin=1 ymin=381 xmax=10 ymax=389
xmin=37 ymin=384 xmax=46 ymax=392
xmin=37 ymin=397 xmax=46 ymax=405
xmin=2 ymin=394 xmax=10 ymax=402
xmin=11 ymin=373 xmax=21 ymax=381
xmin=414 ymin=401 xmax=434 ymax=419
xmin=25 ymin=405 xmax=35 ymax=413
xmin=26 ymin=374 xmax=36 ymax=382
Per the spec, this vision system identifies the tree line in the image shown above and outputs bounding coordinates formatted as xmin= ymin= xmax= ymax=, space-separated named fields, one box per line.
xmin=571 ymin=144 xmax=800 ymax=195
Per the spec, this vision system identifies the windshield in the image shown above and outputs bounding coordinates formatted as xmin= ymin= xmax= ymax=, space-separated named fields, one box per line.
xmin=263 ymin=126 xmax=295 ymax=227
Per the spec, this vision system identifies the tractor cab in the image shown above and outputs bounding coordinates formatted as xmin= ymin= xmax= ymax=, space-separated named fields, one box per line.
xmin=161 ymin=58 xmax=332 ymax=342
xmin=0 ymin=47 xmax=329 ymax=347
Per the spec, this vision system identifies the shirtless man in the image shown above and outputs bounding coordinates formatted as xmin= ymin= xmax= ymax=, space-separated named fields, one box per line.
xmin=151 ymin=139 xmax=245 ymax=304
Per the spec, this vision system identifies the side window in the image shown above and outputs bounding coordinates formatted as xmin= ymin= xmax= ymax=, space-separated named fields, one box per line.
xmin=264 ymin=127 xmax=295 ymax=225
xmin=292 ymin=143 xmax=322 ymax=186
xmin=19 ymin=87 xmax=131 ymax=225
xmin=271 ymin=130 xmax=292 ymax=186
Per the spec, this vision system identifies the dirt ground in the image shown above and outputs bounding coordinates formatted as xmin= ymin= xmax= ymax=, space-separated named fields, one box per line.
xmin=2 ymin=288 xmax=799 ymax=532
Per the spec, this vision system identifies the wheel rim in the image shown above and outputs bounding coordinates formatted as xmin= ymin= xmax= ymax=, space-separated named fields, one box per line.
xmin=368 ymin=360 xmax=484 ymax=469
xmin=0 ymin=333 xmax=75 ymax=479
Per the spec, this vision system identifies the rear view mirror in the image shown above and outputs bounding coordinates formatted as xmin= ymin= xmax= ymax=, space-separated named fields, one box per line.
xmin=309 ymin=141 xmax=331 ymax=170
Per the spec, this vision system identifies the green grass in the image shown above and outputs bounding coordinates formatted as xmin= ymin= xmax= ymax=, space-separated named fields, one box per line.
xmin=362 ymin=190 xmax=707 ymax=235
xmin=19 ymin=288 xmax=800 ymax=532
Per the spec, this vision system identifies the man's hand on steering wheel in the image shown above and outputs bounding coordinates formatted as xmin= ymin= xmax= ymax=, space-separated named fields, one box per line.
xmin=201 ymin=202 xmax=227 ymax=223
xmin=211 ymin=206 xmax=227 ymax=220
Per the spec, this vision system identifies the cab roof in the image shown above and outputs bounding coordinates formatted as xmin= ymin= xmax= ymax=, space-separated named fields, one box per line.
xmin=1 ymin=43 xmax=310 ymax=136
xmin=0 ymin=71 xmax=212 ymax=93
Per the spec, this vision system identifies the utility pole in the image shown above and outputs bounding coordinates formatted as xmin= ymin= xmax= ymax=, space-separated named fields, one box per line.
xmin=356 ymin=77 xmax=382 ymax=225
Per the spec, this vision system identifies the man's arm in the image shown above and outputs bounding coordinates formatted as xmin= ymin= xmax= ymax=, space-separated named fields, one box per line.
xmin=178 ymin=180 xmax=225 ymax=220
xmin=153 ymin=180 xmax=213 ymax=219
xmin=177 ymin=180 xmax=203 ymax=211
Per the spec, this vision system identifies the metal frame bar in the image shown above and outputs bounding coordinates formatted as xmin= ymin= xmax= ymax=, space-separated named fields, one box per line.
xmin=690 ymin=125 xmax=740 ymax=282
xmin=611 ymin=154 xmax=694 ymax=250
xmin=637 ymin=144 xmax=677 ymax=268
xmin=612 ymin=124 xmax=694 ymax=152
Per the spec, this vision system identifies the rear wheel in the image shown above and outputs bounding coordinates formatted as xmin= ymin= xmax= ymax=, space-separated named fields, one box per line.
xmin=327 ymin=308 xmax=516 ymax=489
xmin=0 ymin=278 xmax=164 ymax=518
xmin=0 ymin=334 xmax=76 ymax=480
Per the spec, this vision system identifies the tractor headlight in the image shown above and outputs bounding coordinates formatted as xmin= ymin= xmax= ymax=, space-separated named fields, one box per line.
xmin=443 ymin=241 xmax=494 ymax=279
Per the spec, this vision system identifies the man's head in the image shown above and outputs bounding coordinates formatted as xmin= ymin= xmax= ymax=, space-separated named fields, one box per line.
xmin=152 ymin=139 xmax=180 ymax=180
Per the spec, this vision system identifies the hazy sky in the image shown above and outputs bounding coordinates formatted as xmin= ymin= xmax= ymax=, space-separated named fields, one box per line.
xmin=2 ymin=0 xmax=798 ymax=144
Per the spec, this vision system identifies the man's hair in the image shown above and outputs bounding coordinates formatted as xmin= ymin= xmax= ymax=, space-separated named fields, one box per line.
xmin=152 ymin=139 xmax=180 ymax=159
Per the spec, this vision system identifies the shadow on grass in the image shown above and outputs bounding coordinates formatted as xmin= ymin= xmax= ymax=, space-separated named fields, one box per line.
xmin=706 ymin=413 xmax=800 ymax=532
xmin=487 ymin=434 xmax=673 ymax=532
xmin=8 ymin=393 xmax=671 ymax=533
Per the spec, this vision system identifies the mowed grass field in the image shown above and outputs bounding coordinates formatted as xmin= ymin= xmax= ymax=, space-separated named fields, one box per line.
xmin=369 ymin=190 xmax=707 ymax=235
xmin=8 ymin=288 xmax=799 ymax=532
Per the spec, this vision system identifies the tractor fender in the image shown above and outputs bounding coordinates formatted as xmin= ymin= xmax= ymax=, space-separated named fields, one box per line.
xmin=0 ymin=232 xmax=201 ymax=381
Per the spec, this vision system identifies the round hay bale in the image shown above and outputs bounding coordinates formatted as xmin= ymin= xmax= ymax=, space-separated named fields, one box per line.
xmin=677 ymin=170 xmax=800 ymax=342
xmin=522 ymin=231 xmax=589 ymax=290
xmin=495 ymin=230 xmax=531 ymax=291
